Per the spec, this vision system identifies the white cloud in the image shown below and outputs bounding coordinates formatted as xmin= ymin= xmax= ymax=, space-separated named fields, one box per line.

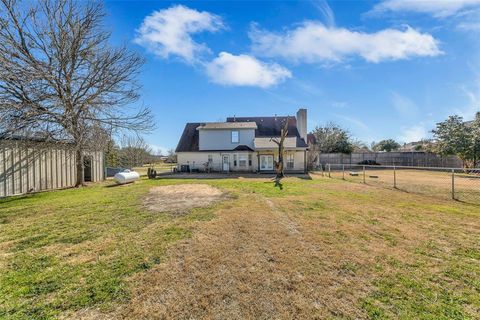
xmin=206 ymin=52 xmax=292 ymax=88
xmin=312 ymin=0 xmax=335 ymax=27
xmin=134 ymin=5 xmax=224 ymax=63
xmin=391 ymin=92 xmax=418 ymax=117
xmin=249 ymin=22 xmax=442 ymax=64
xmin=370 ymin=0 xmax=480 ymax=18
xmin=458 ymin=22 xmax=480 ymax=32
xmin=399 ymin=124 xmax=428 ymax=143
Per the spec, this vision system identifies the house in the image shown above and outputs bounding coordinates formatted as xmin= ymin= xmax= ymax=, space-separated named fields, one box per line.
xmin=175 ymin=109 xmax=309 ymax=173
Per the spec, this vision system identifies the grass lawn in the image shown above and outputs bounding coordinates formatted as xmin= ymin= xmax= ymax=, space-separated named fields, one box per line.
xmin=0 ymin=175 xmax=479 ymax=319
xmin=323 ymin=168 xmax=480 ymax=204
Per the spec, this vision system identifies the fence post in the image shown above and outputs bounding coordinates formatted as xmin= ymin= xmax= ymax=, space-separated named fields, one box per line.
xmin=393 ymin=165 xmax=397 ymax=188
xmin=328 ymin=164 xmax=331 ymax=178
xmin=363 ymin=165 xmax=366 ymax=183
xmin=451 ymin=169 xmax=455 ymax=200
xmin=342 ymin=164 xmax=345 ymax=180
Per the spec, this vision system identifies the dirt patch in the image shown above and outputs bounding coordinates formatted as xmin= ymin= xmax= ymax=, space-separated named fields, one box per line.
xmin=143 ymin=184 xmax=227 ymax=214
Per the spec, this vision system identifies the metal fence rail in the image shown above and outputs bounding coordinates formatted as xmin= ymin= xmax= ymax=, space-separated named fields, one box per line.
xmin=317 ymin=164 xmax=480 ymax=204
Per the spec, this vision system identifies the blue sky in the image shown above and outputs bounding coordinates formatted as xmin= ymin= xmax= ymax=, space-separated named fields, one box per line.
xmin=105 ymin=0 xmax=480 ymax=154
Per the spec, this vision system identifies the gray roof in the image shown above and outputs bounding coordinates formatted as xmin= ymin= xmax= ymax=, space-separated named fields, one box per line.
xmin=197 ymin=122 xmax=258 ymax=130
xmin=176 ymin=123 xmax=200 ymax=152
xmin=176 ymin=116 xmax=308 ymax=152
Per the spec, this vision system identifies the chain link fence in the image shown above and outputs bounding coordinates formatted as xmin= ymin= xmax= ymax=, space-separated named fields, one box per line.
xmin=316 ymin=164 xmax=480 ymax=204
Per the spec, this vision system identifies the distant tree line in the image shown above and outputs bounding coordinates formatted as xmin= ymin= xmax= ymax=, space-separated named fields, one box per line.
xmin=309 ymin=111 xmax=480 ymax=168
xmin=105 ymin=135 xmax=165 ymax=169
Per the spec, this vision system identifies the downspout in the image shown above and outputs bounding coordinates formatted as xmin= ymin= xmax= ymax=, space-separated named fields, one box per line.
xmin=304 ymin=149 xmax=307 ymax=173
xmin=257 ymin=152 xmax=260 ymax=173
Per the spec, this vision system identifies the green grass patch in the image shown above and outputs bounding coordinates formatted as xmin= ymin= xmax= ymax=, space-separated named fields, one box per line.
xmin=0 ymin=179 xmax=218 ymax=319
xmin=1 ymin=176 xmax=479 ymax=319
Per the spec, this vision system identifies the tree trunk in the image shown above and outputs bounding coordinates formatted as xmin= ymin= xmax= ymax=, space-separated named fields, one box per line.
xmin=276 ymin=143 xmax=285 ymax=179
xmin=75 ymin=148 xmax=85 ymax=187
xmin=273 ymin=119 xmax=289 ymax=188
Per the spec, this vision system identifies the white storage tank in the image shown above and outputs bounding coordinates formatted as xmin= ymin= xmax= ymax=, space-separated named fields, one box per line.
xmin=114 ymin=170 xmax=140 ymax=184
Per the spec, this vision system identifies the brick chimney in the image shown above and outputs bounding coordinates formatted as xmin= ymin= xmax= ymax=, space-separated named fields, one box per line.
xmin=296 ymin=108 xmax=307 ymax=143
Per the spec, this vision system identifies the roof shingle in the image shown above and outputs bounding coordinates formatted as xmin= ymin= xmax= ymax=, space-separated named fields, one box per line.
xmin=175 ymin=123 xmax=200 ymax=152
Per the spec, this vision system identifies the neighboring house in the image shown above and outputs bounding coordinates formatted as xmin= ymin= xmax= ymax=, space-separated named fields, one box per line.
xmin=175 ymin=109 xmax=309 ymax=173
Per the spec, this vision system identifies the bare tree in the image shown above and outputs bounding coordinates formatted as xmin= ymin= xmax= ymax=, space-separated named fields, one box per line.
xmin=271 ymin=118 xmax=289 ymax=187
xmin=118 ymin=135 xmax=153 ymax=168
xmin=0 ymin=0 xmax=154 ymax=186
xmin=166 ymin=148 xmax=177 ymax=163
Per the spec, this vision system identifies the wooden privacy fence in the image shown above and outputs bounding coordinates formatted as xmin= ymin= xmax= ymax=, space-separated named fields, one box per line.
xmin=0 ymin=140 xmax=104 ymax=197
xmin=317 ymin=152 xmax=463 ymax=168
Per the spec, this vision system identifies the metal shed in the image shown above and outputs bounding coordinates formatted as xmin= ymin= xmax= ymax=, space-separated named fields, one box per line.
xmin=0 ymin=138 xmax=104 ymax=197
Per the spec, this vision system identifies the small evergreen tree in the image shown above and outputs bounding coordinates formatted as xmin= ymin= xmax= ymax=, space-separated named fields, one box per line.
xmin=373 ymin=139 xmax=401 ymax=152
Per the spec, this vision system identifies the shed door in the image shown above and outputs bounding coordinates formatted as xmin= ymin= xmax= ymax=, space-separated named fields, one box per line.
xmin=84 ymin=156 xmax=92 ymax=182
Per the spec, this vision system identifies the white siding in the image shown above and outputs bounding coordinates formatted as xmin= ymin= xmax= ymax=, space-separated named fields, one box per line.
xmin=256 ymin=150 xmax=306 ymax=172
xmin=198 ymin=129 xmax=255 ymax=151
xmin=177 ymin=150 xmax=306 ymax=173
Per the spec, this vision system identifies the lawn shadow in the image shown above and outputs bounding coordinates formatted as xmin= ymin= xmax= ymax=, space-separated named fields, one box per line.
xmin=157 ymin=172 xmax=313 ymax=180
xmin=105 ymin=182 xmax=136 ymax=188
xmin=0 ymin=192 xmax=42 ymax=204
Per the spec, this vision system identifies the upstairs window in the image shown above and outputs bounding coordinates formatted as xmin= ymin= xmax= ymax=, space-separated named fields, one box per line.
xmin=231 ymin=130 xmax=239 ymax=143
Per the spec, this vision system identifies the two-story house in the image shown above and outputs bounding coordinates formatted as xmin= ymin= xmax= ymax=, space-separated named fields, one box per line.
xmin=175 ymin=108 xmax=309 ymax=173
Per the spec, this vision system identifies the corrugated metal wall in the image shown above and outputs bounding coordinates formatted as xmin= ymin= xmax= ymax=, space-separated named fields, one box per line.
xmin=0 ymin=140 xmax=104 ymax=197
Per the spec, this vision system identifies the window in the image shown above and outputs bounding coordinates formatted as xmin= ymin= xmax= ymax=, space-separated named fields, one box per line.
xmin=208 ymin=155 xmax=213 ymax=163
xmin=233 ymin=154 xmax=237 ymax=166
xmin=248 ymin=154 xmax=252 ymax=166
xmin=239 ymin=154 xmax=247 ymax=167
xmin=287 ymin=154 xmax=294 ymax=169
xmin=231 ymin=130 xmax=239 ymax=143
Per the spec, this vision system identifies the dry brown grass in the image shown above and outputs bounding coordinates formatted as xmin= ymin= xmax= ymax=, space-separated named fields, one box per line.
xmin=143 ymin=184 xmax=227 ymax=214
xmin=323 ymin=168 xmax=480 ymax=203
xmin=71 ymin=176 xmax=480 ymax=319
